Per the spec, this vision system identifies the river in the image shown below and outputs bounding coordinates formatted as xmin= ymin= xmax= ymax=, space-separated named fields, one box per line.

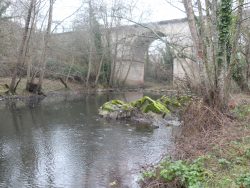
xmin=0 ymin=92 xmax=174 ymax=188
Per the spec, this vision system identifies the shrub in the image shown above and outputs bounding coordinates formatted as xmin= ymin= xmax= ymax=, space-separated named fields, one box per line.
xmin=236 ymin=173 xmax=250 ymax=188
xmin=142 ymin=157 xmax=208 ymax=188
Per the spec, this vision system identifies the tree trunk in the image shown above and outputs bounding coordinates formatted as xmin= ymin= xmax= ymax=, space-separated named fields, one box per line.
xmin=86 ymin=0 xmax=94 ymax=87
xmin=26 ymin=2 xmax=37 ymax=91
xmin=9 ymin=0 xmax=35 ymax=94
xmin=37 ymin=0 xmax=54 ymax=93
xmin=95 ymin=51 xmax=105 ymax=86
xmin=246 ymin=36 xmax=250 ymax=84
xmin=65 ymin=57 xmax=74 ymax=85
xmin=86 ymin=43 xmax=93 ymax=86
xmin=109 ymin=32 xmax=118 ymax=86
xmin=182 ymin=0 xmax=200 ymax=58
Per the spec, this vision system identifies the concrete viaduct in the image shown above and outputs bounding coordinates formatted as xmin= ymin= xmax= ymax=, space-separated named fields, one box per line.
xmin=55 ymin=18 xmax=194 ymax=86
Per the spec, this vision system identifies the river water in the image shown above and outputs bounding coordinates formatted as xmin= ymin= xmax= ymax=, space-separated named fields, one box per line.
xmin=0 ymin=92 xmax=174 ymax=188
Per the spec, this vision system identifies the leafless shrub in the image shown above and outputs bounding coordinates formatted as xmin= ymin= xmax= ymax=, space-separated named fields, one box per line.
xmin=173 ymin=100 xmax=233 ymax=160
xmin=141 ymin=178 xmax=182 ymax=188
xmin=181 ymin=100 xmax=227 ymax=134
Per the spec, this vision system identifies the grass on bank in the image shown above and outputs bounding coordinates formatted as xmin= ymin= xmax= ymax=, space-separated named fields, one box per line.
xmin=0 ymin=77 xmax=84 ymax=96
xmin=141 ymin=101 xmax=250 ymax=188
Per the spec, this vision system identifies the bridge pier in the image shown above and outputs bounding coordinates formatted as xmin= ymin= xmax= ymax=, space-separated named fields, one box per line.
xmin=114 ymin=58 xmax=198 ymax=87
xmin=115 ymin=60 xmax=145 ymax=87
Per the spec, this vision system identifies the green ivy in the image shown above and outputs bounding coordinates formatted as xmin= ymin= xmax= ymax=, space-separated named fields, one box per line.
xmin=217 ymin=0 xmax=233 ymax=67
xmin=218 ymin=0 xmax=232 ymax=45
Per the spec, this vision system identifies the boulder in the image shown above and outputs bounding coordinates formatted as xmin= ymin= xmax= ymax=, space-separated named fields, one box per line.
xmin=131 ymin=96 xmax=170 ymax=114
xmin=99 ymin=99 xmax=134 ymax=119
xmin=98 ymin=95 xmax=191 ymax=128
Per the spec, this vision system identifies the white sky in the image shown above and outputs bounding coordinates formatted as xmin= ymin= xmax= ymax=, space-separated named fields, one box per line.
xmin=53 ymin=0 xmax=186 ymax=30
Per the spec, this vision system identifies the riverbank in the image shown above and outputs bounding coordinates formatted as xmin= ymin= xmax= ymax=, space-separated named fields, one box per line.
xmin=140 ymin=94 xmax=250 ymax=188
xmin=0 ymin=78 xmax=178 ymax=101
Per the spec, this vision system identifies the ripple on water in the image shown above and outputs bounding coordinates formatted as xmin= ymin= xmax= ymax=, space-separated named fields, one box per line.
xmin=0 ymin=93 xmax=174 ymax=188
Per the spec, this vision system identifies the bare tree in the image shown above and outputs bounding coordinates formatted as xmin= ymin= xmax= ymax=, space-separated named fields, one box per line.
xmin=181 ymin=0 xmax=245 ymax=109
xmin=9 ymin=0 xmax=36 ymax=94
xmin=37 ymin=0 xmax=55 ymax=93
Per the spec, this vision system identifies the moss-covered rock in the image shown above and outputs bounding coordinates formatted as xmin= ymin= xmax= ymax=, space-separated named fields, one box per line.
xmin=131 ymin=96 xmax=170 ymax=114
xmin=131 ymin=96 xmax=155 ymax=108
xmin=158 ymin=95 xmax=191 ymax=112
xmin=101 ymin=99 xmax=132 ymax=112
xmin=158 ymin=96 xmax=181 ymax=108
xmin=99 ymin=99 xmax=134 ymax=119
xmin=143 ymin=100 xmax=170 ymax=114
xmin=99 ymin=95 xmax=191 ymax=124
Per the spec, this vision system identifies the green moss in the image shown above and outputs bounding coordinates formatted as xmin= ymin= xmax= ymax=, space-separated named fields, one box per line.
xmin=101 ymin=99 xmax=133 ymax=112
xmin=158 ymin=95 xmax=191 ymax=110
xmin=99 ymin=95 xmax=190 ymax=118
xmin=131 ymin=96 xmax=170 ymax=114
xmin=130 ymin=96 xmax=155 ymax=108
xmin=158 ymin=96 xmax=181 ymax=108
xmin=143 ymin=101 xmax=170 ymax=114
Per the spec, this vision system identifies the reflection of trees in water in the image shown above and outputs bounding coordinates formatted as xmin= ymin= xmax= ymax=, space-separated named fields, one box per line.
xmin=0 ymin=95 xmax=108 ymax=187
xmin=82 ymin=94 xmax=102 ymax=187
xmin=0 ymin=92 xmax=165 ymax=187
xmin=2 ymin=96 xmax=45 ymax=132
xmin=5 ymin=100 xmax=21 ymax=133
xmin=25 ymin=96 xmax=45 ymax=108
xmin=1 ymin=99 xmax=56 ymax=187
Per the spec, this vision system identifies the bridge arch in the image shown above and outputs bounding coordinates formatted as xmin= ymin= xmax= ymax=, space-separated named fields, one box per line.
xmin=109 ymin=18 xmax=193 ymax=87
xmin=114 ymin=30 xmax=173 ymax=86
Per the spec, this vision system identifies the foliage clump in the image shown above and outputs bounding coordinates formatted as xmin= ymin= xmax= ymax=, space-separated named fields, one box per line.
xmin=236 ymin=173 xmax=250 ymax=188
xmin=142 ymin=157 xmax=208 ymax=188
xmin=142 ymin=140 xmax=250 ymax=188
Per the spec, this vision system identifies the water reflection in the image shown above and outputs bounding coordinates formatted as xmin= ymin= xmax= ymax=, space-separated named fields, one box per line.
xmin=0 ymin=92 xmax=172 ymax=188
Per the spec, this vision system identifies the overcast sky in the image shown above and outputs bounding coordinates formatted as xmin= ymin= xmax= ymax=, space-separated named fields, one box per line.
xmin=53 ymin=0 xmax=186 ymax=30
